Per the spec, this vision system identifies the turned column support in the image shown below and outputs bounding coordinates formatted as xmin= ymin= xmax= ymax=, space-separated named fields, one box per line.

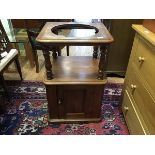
xmin=42 ymin=49 xmax=53 ymax=80
xmin=97 ymin=45 xmax=108 ymax=80
xmin=52 ymin=46 xmax=58 ymax=59
xmin=93 ymin=46 xmax=99 ymax=59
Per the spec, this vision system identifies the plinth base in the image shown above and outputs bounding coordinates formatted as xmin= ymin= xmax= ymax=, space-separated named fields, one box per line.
xmin=48 ymin=118 xmax=101 ymax=123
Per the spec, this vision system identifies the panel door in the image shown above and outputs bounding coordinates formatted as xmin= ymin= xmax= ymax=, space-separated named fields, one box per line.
xmin=57 ymin=85 xmax=103 ymax=119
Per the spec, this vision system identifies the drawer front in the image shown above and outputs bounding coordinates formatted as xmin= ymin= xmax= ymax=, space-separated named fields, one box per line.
xmin=133 ymin=35 xmax=155 ymax=97
xmin=125 ymin=65 xmax=155 ymax=134
xmin=122 ymin=90 xmax=147 ymax=135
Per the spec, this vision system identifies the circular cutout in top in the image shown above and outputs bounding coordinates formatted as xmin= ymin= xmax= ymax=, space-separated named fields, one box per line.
xmin=51 ymin=24 xmax=99 ymax=38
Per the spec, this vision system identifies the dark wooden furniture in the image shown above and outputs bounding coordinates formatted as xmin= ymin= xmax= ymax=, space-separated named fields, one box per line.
xmin=36 ymin=22 xmax=114 ymax=122
xmin=105 ymin=19 xmax=143 ymax=76
xmin=11 ymin=19 xmax=72 ymax=29
xmin=45 ymin=57 xmax=106 ymax=122
xmin=24 ymin=19 xmax=70 ymax=73
xmin=0 ymin=21 xmax=23 ymax=96
xmin=25 ymin=26 xmax=49 ymax=73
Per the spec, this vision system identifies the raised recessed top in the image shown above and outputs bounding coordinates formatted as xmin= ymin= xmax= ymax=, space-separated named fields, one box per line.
xmin=36 ymin=22 xmax=114 ymax=45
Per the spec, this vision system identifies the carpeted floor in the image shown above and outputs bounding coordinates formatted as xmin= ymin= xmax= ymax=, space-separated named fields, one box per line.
xmin=0 ymin=81 xmax=129 ymax=135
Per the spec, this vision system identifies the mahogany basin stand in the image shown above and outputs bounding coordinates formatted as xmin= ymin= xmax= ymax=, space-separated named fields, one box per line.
xmin=36 ymin=22 xmax=114 ymax=123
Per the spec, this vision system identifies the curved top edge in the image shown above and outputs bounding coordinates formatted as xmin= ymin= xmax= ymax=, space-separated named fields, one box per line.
xmin=132 ymin=24 xmax=155 ymax=46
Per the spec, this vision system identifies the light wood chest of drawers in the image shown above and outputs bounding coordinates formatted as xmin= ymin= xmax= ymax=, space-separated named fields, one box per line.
xmin=122 ymin=25 xmax=155 ymax=135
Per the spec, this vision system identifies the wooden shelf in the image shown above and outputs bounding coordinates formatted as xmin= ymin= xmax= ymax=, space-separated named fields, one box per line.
xmin=43 ymin=56 xmax=107 ymax=85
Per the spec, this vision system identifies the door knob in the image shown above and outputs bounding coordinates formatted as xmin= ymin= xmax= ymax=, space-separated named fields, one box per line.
xmin=131 ymin=84 xmax=137 ymax=90
xmin=58 ymin=98 xmax=62 ymax=105
xmin=138 ymin=56 xmax=145 ymax=62
xmin=124 ymin=106 xmax=129 ymax=111
xmin=124 ymin=106 xmax=129 ymax=115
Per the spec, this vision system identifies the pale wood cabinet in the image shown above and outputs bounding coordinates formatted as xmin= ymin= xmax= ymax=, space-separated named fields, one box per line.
xmin=122 ymin=25 xmax=155 ymax=135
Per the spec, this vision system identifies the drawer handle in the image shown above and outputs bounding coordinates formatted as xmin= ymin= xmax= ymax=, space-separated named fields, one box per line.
xmin=58 ymin=98 xmax=62 ymax=105
xmin=131 ymin=84 xmax=137 ymax=90
xmin=124 ymin=106 xmax=129 ymax=115
xmin=124 ymin=106 xmax=129 ymax=111
xmin=138 ymin=56 xmax=145 ymax=62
